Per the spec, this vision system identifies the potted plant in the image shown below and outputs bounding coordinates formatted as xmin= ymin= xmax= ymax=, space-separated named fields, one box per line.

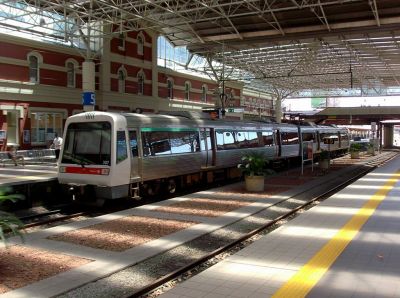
xmin=237 ymin=152 xmax=273 ymax=192
xmin=367 ymin=143 xmax=375 ymax=156
xmin=319 ymin=150 xmax=330 ymax=170
xmin=0 ymin=186 xmax=24 ymax=246
xmin=350 ymin=143 xmax=362 ymax=159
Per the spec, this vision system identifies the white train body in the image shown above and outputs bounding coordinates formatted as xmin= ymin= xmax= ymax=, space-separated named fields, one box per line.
xmin=58 ymin=111 xmax=349 ymax=200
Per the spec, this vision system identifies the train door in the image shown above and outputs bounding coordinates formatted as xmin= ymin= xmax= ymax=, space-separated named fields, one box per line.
xmin=201 ymin=128 xmax=216 ymax=167
xmin=128 ymin=130 xmax=140 ymax=181
xmin=275 ymin=129 xmax=282 ymax=157
xmin=316 ymin=131 xmax=321 ymax=151
xmin=200 ymin=128 xmax=214 ymax=168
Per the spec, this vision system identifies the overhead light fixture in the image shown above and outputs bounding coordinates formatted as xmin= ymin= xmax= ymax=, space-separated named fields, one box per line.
xmin=39 ymin=18 xmax=46 ymax=26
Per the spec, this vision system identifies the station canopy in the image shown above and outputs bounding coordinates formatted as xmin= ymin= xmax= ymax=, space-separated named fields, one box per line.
xmin=1 ymin=0 xmax=400 ymax=97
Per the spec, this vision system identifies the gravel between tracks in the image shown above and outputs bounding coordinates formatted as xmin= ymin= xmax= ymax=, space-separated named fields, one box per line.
xmin=48 ymin=216 xmax=197 ymax=252
xmin=0 ymin=246 xmax=91 ymax=294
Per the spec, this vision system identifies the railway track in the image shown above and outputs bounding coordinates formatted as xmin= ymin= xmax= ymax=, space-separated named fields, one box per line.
xmin=55 ymin=150 xmax=399 ymax=298
xmin=21 ymin=210 xmax=89 ymax=230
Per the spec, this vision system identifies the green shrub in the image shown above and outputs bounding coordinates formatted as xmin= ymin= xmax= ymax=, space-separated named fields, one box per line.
xmin=237 ymin=152 xmax=274 ymax=176
xmin=0 ymin=187 xmax=24 ymax=245
xmin=350 ymin=143 xmax=362 ymax=152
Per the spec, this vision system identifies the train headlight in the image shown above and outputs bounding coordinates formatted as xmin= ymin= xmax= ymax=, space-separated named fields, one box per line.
xmin=59 ymin=166 xmax=66 ymax=173
xmin=101 ymin=168 xmax=110 ymax=175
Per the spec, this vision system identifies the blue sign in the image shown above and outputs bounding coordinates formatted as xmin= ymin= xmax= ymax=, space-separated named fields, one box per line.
xmin=82 ymin=92 xmax=95 ymax=105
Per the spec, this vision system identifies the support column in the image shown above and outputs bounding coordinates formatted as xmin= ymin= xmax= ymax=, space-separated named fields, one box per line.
xmin=383 ymin=124 xmax=394 ymax=148
xmin=82 ymin=60 xmax=96 ymax=112
xmin=100 ymin=25 xmax=111 ymax=93
xmin=151 ymin=33 xmax=159 ymax=104
xmin=275 ymin=95 xmax=282 ymax=123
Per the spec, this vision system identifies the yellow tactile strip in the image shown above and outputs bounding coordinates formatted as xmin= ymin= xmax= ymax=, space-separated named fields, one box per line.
xmin=272 ymin=171 xmax=400 ymax=298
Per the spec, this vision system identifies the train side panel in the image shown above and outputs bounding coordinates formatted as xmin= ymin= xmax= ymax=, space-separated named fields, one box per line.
xmin=140 ymin=153 xmax=203 ymax=181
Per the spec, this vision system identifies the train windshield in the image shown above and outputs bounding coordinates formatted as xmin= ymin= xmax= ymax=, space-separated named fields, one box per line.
xmin=61 ymin=122 xmax=111 ymax=166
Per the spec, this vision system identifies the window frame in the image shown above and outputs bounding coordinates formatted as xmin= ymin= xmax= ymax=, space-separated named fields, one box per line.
xmin=201 ymin=85 xmax=207 ymax=102
xmin=184 ymin=81 xmax=190 ymax=101
xmin=137 ymin=71 xmax=145 ymax=95
xmin=118 ymin=32 xmax=126 ymax=51
xmin=66 ymin=59 xmax=78 ymax=88
xmin=27 ymin=52 xmax=42 ymax=84
xmin=117 ymin=67 xmax=126 ymax=93
xmin=30 ymin=112 xmax=63 ymax=145
xmin=137 ymin=32 xmax=144 ymax=55
xmin=167 ymin=78 xmax=174 ymax=99
xmin=116 ymin=130 xmax=128 ymax=164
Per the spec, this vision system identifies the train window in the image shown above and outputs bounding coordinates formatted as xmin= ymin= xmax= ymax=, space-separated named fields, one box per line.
xmin=170 ymin=131 xmax=193 ymax=154
xmin=152 ymin=132 xmax=171 ymax=156
xmin=320 ymin=132 xmax=338 ymax=143
xmin=248 ymin=131 xmax=259 ymax=147
xmin=169 ymin=131 xmax=200 ymax=154
xmin=190 ymin=132 xmax=200 ymax=152
xmin=116 ymin=131 xmax=128 ymax=163
xmin=129 ymin=131 xmax=138 ymax=157
xmin=236 ymin=131 xmax=248 ymax=148
xmin=302 ymin=133 xmax=315 ymax=143
xmin=216 ymin=130 xmax=238 ymax=150
xmin=200 ymin=130 xmax=211 ymax=151
xmin=141 ymin=132 xmax=152 ymax=157
xmin=282 ymin=132 xmax=299 ymax=145
xmin=61 ymin=122 xmax=111 ymax=165
xmin=262 ymin=131 xmax=274 ymax=147
xmin=340 ymin=132 xmax=349 ymax=141
xmin=224 ymin=131 xmax=237 ymax=150
xmin=289 ymin=132 xmax=299 ymax=144
xmin=152 ymin=140 xmax=171 ymax=155
xmin=141 ymin=131 xmax=171 ymax=156
xmin=216 ymin=131 xmax=224 ymax=150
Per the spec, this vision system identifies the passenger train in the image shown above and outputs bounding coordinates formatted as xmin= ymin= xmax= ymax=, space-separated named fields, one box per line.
xmin=57 ymin=111 xmax=349 ymax=203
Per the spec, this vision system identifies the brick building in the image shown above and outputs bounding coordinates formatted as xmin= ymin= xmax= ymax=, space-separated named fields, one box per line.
xmin=0 ymin=30 xmax=272 ymax=151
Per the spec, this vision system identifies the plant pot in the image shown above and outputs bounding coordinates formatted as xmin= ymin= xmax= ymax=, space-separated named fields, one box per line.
xmin=350 ymin=151 xmax=360 ymax=159
xmin=245 ymin=175 xmax=265 ymax=192
xmin=367 ymin=148 xmax=375 ymax=156
xmin=319 ymin=159 xmax=330 ymax=170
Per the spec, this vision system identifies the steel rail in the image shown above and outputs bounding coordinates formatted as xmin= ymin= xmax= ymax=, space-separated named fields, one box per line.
xmin=22 ymin=212 xmax=88 ymax=230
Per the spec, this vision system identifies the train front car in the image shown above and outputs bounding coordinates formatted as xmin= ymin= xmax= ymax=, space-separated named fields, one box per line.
xmin=58 ymin=112 xmax=131 ymax=203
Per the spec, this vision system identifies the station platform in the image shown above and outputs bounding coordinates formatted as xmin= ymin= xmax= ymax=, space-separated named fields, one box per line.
xmin=160 ymin=156 xmax=400 ymax=298
xmin=0 ymin=163 xmax=57 ymax=187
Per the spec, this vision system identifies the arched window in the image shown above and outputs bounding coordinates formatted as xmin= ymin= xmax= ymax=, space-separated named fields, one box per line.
xmin=118 ymin=67 xmax=126 ymax=93
xmin=201 ymin=85 xmax=207 ymax=102
xmin=184 ymin=81 xmax=190 ymax=100
xmin=118 ymin=32 xmax=126 ymax=50
xmin=228 ymin=90 xmax=235 ymax=106
xmin=27 ymin=53 xmax=41 ymax=83
xmin=167 ymin=78 xmax=173 ymax=99
xmin=66 ymin=59 xmax=78 ymax=88
xmin=137 ymin=33 xmax=144 ymax=55
xmin=137 ymin=71 xmax=145 ymax=95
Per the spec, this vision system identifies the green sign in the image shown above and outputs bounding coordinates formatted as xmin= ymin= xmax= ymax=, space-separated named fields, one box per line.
xmin=311 ymin=97 xmax=326 ymax=109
